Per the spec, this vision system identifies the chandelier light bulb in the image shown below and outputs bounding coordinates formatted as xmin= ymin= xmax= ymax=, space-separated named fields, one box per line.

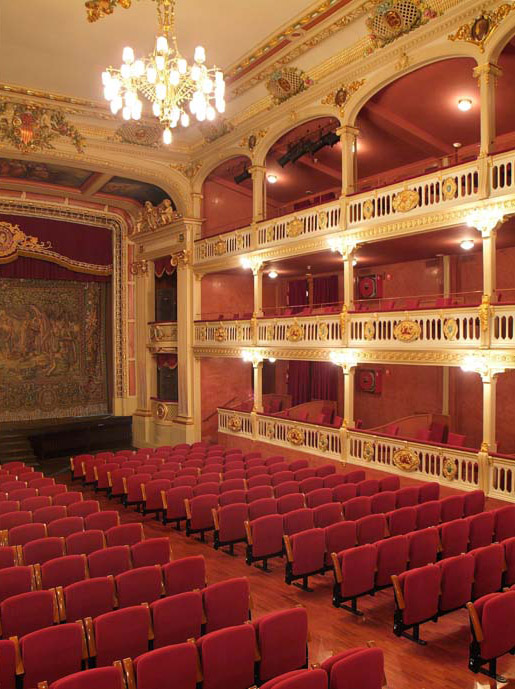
xmin=124 ymin=90 xmax=136 ymax=106
xmin=110 ymin=99 xmax=121 ymax=114
xmin=163 ymin=127 xmax=172 ymax=145
xmin=122 ymin=46 xmax=134 ymax=64
xmin=155 ymin=82 xmax=166 ymax=100
xmin=155 ymin=55 xmax=165 ymax=70
xmin=179 ymin=112 xmax=189 ymax=127
xmin=146 ymin=66 xmax=157 ymax=84
xmin=122 ymin=106 xmax=131 ymax=120
xmin=194 ymin=45 xmax=206 ymax=63
xmin=121 ymin=63 xmax=131 ymax=79
xmin=131 ymin=99 xmax=142 ymax=120
xmin=152 ymin=102 xmax=161 ymax=117
xmin=202 ymin=78 xmax=213 ymax=94
xmin=177 ymin=58 xmax=187 ymax=74
xmin=206 ymin=105 xmax=215 ymax=121
xmin=169 ymin=70 xmax=180 ymax=86
xmin=216 ymin=99 xmax=226 ymax=113
xmin=156 ymin=35 xmax=168 ymax=53
xmin=133 ymin=60 xmax=145 ymax=77
xmin=101 ymin=71 xmax=111 ymax=86
xmin=191 ymin=65 xmax=201 ymax=82
xmin=103 ymin=86 xmax=113 ymax=101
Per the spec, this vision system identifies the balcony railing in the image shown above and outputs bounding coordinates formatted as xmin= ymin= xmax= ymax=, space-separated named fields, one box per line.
xmin=147 ymin=321 xmax=178 ymax=351
xmin=218 ymin=409 xmax=515 ymax=501
xmin=194 ymin=304 xmax=515 ymax=350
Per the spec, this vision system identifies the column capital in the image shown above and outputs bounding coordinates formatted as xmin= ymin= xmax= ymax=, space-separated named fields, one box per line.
xmin=467 ymin=207 xmax=505 ymax=237
xmin=249 ymin=165 xmax=267 ymax=177
xmin=473 ymin=62 xmax=503 ymax=83
xmin=336 ymin=125 xmax=360 ymax=138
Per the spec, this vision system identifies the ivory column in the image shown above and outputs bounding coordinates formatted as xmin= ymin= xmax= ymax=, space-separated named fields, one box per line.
xmin=337 ymin=125 xmax=359 ymax=196
xmin=473 ymin=63 xmax=502 ymax=156
xmin=132 ymin=259 xmax=154 ymax=444
xmin=253 ymin=264 xmax=264 ymax=317
xmin=253 ymin=361 xmax=264 ymax=414
xmin=343 ymin=252 xmax=355 ymax=310
xmin=481 ymin=371 xmax=500 ymax=452
xmin=482 ymin=227 xmax=497 ymax=299
xmin=343 ymin=367 xmax=356 ymax=428
xmin=250 ymin=165 xmax=267 ymax=223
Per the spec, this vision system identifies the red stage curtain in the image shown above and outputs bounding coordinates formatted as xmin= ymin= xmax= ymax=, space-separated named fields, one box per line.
xmin=287 ymin=360 xmax=311 ymax=406
xmin=0 ymin=256 xmax=109 ymax=282
xmin=313 ymin=275 xmax=339 ymax=306
xmin=311 ymin=362 xmax=338 ymax=401
xmin=288 ymin=279 xmax=308 ymax=307
xmin=154 ymin=256 xmax=176 ymax=277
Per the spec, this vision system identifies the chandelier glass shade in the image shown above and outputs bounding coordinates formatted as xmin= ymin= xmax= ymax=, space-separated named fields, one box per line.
xmin=101 ymin=0 xmax=226 ymax=144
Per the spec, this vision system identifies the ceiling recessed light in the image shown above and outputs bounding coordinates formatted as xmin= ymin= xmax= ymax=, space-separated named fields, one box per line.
xmin=460 ymin=239 xmax=475 ymax=251
xmin=268 ymin=270 xmax=278 ymax=279
xmin=457 ymin=98 xmax=472 ymax=112
xmin=453 ymin=142 xmax=462 ymax=149
xmin=267 ymin=173 xmax=278 ymax=184
xmin=305 ymin=190 xmax=313 ymax=195
xmin=268 ymin=357 xmax=276 ymax=363
xmin=352 ymin=258 xmax=358 ymax=267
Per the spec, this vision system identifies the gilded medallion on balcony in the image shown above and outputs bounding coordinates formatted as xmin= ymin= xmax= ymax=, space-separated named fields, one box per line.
xmin=393 ymin=448 xmax=420 ymax=472
xmin=340 ymin=306 xmax=348 ymax=335
xmin=442 ymin=457 xmax=458 ymax=481
xmin=265 ymin=323 xmax=275 ymax=340
xmin=287 ymin=426 xmax=304 ymax=446
xmin=228 ymin=415 xmax=242 ymax=432
xmin=364 ymin=321 xmax=376 ymax=341
xmin=366 ymin=0 xmax=438 ymax=50
xmin=286 ymin=217 xmax=304 ymax=238
xmin=265 ymin=422 xmax=275 ymax=440
xmin=443 ymin=318 xmax=458 ymax=341
xmin=393 ymin=320 xmax=421 ymax=342
xmin=318 ymin=322 xmax=329 ymax=341
xmin=318 ymin=432 xmax=329 ymax=453
xmin=197 ymin=326 xmax=207 ymax=342
xmin=442 ymin=176 xmax=457 ymax=201
xmin=392 ymin=189 xmax=419 ymax=212
xmin=318 ymin=211 xmax=328 ymax=230
xmin=363 ymin=441 xmax=375 ymax=462
xmin=156 ymin=403 xmax=167 ymax=420
xmin=213 ymin=239 xmax=227 ymax=256
xmin=214 ymin=326 xmax=227 ymax=342
xmin=236 ymin=233 xmax=245 ymax=250
xmin=363 ymin=199 xmax=374 ymax=220
xmin=286 ymin=321 xmax=304 ymax=342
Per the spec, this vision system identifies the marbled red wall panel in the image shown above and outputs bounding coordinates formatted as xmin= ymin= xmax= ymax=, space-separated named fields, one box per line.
xmin=201 ymin=358 xmax=253 ymax=439
xmin=201 ymin=273 xmax=253 ymax=319
xmin=202 ymin=180 xmax=253 ymax=238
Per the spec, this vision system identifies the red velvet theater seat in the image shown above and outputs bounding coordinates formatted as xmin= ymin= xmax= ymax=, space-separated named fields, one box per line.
xmin=395 ymin=486 xmax=419 ymax=508
xmin=357 ymin=479 xmax=379 ymax=497
xmin=88 ymin=604 xmax=152 ymax=667
xmin=464 ymin=490 xmax=485 ymax=516
xmin=439 ymin=518 xmax=469 ymax=559
xmin=332 ymin=544 xmax=377 ymax=616
xmin=0 ymin=639 xmax=16 ymax=689
xmin=438 ymin=553 xmax=474 ymax=614
xmin=162 ymin=555 xmax=206 ymax=595
xmin=415 ymin=501 xmax=441 ymax=530
xmin=245 ymin=514 xmax=284 ymax=572
xmin=185 ymin=495 xmax=218 ymax=541
xmin=320 ymin=647 xmax=385 ymax=689
xmin=22 ymin=536 xmax=65 ymax=566
xmin=67 ymin=500 xmax=100 ymax=519
xmin=324 ymin=522 xmax=356 ymax=568
xmin=47 ymin=517 xmax=84 ymax=540
xmin=284 ymin=528 xmax=326 ymax=591
xmin=63 ymin=576 xmax=116 ymax=622
xmin=277 ymin=494 xmax=305 ymax=515
xmin=131 ymin=537 xmax=172 ymax=568
xmin=375 ymin=535 xmax=409 ymax=589
xmin=42 ymin=665 xmax=125 ymax=689
xmin=370 ymin=491 xmax=396 ymax=514
xmin=306 ymin=488 xmax=332 ymax=509
xmin=342 ymin=497 xmax=371 ymax=521
xmin=150 ymin=591 xmax=203 ymax=648
xmin=313 ymin=503 xmax=342 ymax=529
xmin=65 ymin=529 xmax=105 ymax=557
xmin=197 ymin=624 xmax=256 ymax=689
xmin=87 ymin=545 xmax=131 ymax=578
xmin=467 ymin=512 xmax=494 ymax=551
xmin=162 ymin=486 xmax=193 ymax=529
xmin=202 ymin=577 xmax=250 ymax=633
xmin=0 ymin=589 xmax=57 ymax=638
xmin=283 ymin=508 xmax=314 ymax=536
xmin=387 ymin=507 xmax=416 ymax=536
xmin=115 ymin=565 xmax=163 ymax=608
xmin=254 ymin=607 xmax=308 ymax=683
xmin=0 ymin=565 xmax=35 ymax=603
xmin=471 ymin=543 xmax=504 ymax=599
xmin=260 ymin=669 xmax=328 ymax=689
xmin=105 ymin=523 xmax=144 ymax=548
xmin=212 ymin=503 xmax=248 ymax=555
xmin=392 ymin=564 xmax=441 ymax=644
xmin=130 ymin=642 xmax=199 ymax=689
xmin=40 ymin=554 xmax=88 ymax=589
xmin=407 ymin=528 xmax=439 ymax=569
xmin=440 ymin=495 xmax=465 ymax=523
xmin=356 ymin=514 xmax=387 ymax=545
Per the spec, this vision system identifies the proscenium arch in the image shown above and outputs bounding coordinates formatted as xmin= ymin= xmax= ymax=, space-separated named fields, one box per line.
xmin=341 ymin=45 xmax=481 ymax=129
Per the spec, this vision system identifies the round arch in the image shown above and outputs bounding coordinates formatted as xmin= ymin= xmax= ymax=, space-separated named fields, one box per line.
xmin=485 ymin=13 xmax=515 ymax=63
xmin=192 ymin=149 xmax=252 ymax=195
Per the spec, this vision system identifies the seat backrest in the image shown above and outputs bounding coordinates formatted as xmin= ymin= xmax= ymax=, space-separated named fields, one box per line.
xmin=20 ymin=623 xmax=85 ymax=687
xmin=115 ymin=565 xmax=163 ymax=608
xmin=395 ymin=486 xmax=419 ymax=508
xmin=87 ymin=545 xmax=131 ymax=578
xmin=289 ymin=528 xmax=325 ymax=576
xmin=8 ymin=522 xmax=47 ymax=547
xmin=439 ymin=518 xmax=470 ymax=559
xmin=478 ymin=590 xmax=515 ymax=662
xmin=371 ymin=491 xmax=396 ymax=515
xmin=105 ymin=523 xmax=144 ymax=547
xmin=330 ymin=647 xmax=384 ymax=689
xmin=324 ymin=522 xmax=357 ymax=560
xmin=467 ymin=511 xmax=495 ymax=550
xmin=463 ymin=490 xmax=485 ymax=516
xmin=1 ymin=589 xmax=56 ymax=638
xmin=198 ymin=624 xmax=256 ymax=689
xmin=250 ymin=514 xmax=284 ymax=558
xmin=415 ymin=501 xmax=441 ymax=530
xmin=387 ymin=506 xmax=417 ymax=536
xmin=93 ymin=605 xmax=151 ymax=666
xmin=22 ymin=536 xmax=64 ymax=566
xmin=438 ymin=553 xmax=474 ymax=613
xmin=343 ymin=496 xmax=371 ymax=521
xmin=277 ymin=493 xmax=305 ymax=515
xmin=398 ymin=564 xmax=441 ymax=625
xmin=471 ymin=543 xmax=505 ymax=598
xmin=64 ymin=576 xmax=116 ymax=622
xmin=47 ymin=517 xmax=84 ymax=539
xmin=162 ymin=555 xmax=206 ymax=596
xmin=131 ymin=537 xmax=171 ymax=567
xmin=255 ymin=608 xmax=308 ymax=682
xmin=408 ymin=527 xmax=439 ymax=569
xmin=0 ymin=565 xmax=34 ymax=602
xmin=378 ymin=476 xmax=400 ymax=492
xmin=67 ymin=501 xmax=100 ymax=518
xmin=0 ymin=639 xmax=16 ymax=689
xmin=357 ymin=480 xmax=379 ymax=497
xmin=249 ymin=497 xmax=278 ymax=521
xmin=299 ymin=477 xmax=324 ymax=494
xmin=133 ymin=643 xmax=198 ymax=689
xmin=494 ymin=505 xmax=515 ymax=542
xmin=49 ymin=666 xmax=125 ymax=689
xmin=313 ymin=503 xmax=342 ymax=529
xmin=356 ymin=514 xmax=386 ymax=545
xmin=375 ymin=535 xmax=409 ymax=587
xmin=41 ymin=554 xmax=87 ymax=589
xmin=340 ymin=544 xmax=377 ymax=597
xmin=440 ymin=495 xmax=465 ymax=522
xmin=203 ymin=577 xmax=250 ymax=633
xmin=283 ymin=508 xmax=314 ymax=536
xmin=84 ymin=511 xmax=120 ymax=531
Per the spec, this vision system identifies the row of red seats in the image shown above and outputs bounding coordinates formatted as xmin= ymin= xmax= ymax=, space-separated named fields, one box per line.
xmin=33 ymin=642 xmax=385 ymax=689
xmin=0 ymin=607 xmax=312 ymax=689
xmin=392 ymin=538 xmax=515 ymax=646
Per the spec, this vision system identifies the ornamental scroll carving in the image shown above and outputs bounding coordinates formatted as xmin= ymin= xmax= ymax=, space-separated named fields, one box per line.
xmin=442 ymin=457 xmax=458 ymax=481
xmin=0 ymin=221 xmax=51 ymax=261
xmin=448 ymin=5 xmax=515 ymax=53
xmin=227 ymin=415 xmax=243 ymax=432
xmin=287 ymin=426 xmax=304 ymax=446
xmin=133 ymin=199 xmax=180 ymax=235
xmin=286 ymin=321 xmax=304 ymax=342
xmin=392 ymin=448 xmax=420 ymax=472
xmin=363 ymin=441 xmax=375 ymax=462
xmin=393 ymin=320 xmax=421 ymax=342
xmin=392 ymin=189 xmax=420 ymax=213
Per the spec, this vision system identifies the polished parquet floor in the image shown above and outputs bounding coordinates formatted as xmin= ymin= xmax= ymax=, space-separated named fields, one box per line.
xmin=53 ymin=461 xmax=515 ymax=689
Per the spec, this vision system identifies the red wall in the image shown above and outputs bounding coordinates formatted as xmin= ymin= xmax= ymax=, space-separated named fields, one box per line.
xmin=201 ymin=273 xmax=253 ymax=320
xmin=358 ymin=257 xmax=442 ymax=301
xmin=202 ymin=180 xmax=253 ymax=238
xmin=355 ymin=365 xmax=443 ymax=429
xmin=201 ymin=358 xmax=252 ymax=440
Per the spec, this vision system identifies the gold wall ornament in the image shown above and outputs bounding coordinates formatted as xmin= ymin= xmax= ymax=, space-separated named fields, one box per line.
xmin=170 ymin=250 xmax=190 ymax=268
xmin=214 ymin=326 xmax=227 ymax=343
xmin=266 ymin=68 xmax=313 ymax=105
xmin=478 ymin=295 xmax=491 ymax=332
xmin=393 ymin=319 xmax=421 ymax=342
xmin=265 ymin=421 xmax=276 ymax=439
xmin=363 ymin=440 xmax=375 ymax=462
xmin=340 ymin=306 xmax=348 ymax=335
xmin=318 ymin=210 xmax=328 ymax=230
xmin=366 ymin=0 xmax=439 ymax=49
xmin=364 ymin=321 xmax=376 ymax=341
xmin=441 ymin=176 xmax=458 ymax=201
xmin=85 ymin=0 xmax=132 ymax=22
xmin=156 ymin=402 xmax=167 ymax=421
xmin=442 ymin=457 xmax=458 ymax=481
xmin=198 ymin=243 xmax=207 ymax=260
xmin=197 ymin=325 xmax=207 ymax=342
xmin=392 ymin=448 xmax=420 ymax=472
xmin=287 ymin=426 xmax=305 ymax=446
xmin=448 ymin=5 xmax=515 ymax=53
xmin=240 ymin=129 xmax=268 ymax=151
xmin=170 ymin=161 xmax=202 ymax=179
xmin=443 ymin=318 xmax=458 ymax=341
xmin=0 ymin=221 xmax=51 ymax=261
xmin=265 ymin=226 xmax=275 ymax=243
xmin=133 ymin=199 xmax=180 ymax=234
xmin=149 ymin=325 xmax=164 ymax=342
xmin=200 ymin=119 xmax=234 ymax=144
xmin=0 ymin=102 xmax=85 ymax=154
xmin=112 ymin=121 xmax=163 ymax=148
xmin=318 ymin=432 xmax=329 ymax=453
xmin=286 ymin=217 xmax=304 ymax=238
xmin=392 ymin=189 xmax=420 ymax=213
xmin=227 ymin=415 xmax=243 ymax=432
xmin=363 ymin=199 xmax=374 ymax=220
xmin=129 ymin=259 xmax=149 ymax=276
xmin=286 ymin=321 xmax=304 ymax=342
xmin=213 ymin=239 xmax=227 ymax=256
xmin=321 ymin=79 xmax=366 ymax=114
xmin=235 ymin=234 xmax=245 ymax=251
xmin=318 ymin=322 xmax=329 ymax=341
xmin=265 ymin=323 xmax=275 ymax=340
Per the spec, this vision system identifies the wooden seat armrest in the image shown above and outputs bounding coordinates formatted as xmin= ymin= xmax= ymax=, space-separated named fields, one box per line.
xmin=244 ymin=520 xmax=253 ymax=545
xmin=161 ymin=490 xmax=168 ymax=510
xmin=77 ymin=619 xmax=89 ymax=660
xmin=184 ymin=499 xmax=192 ymax=520
xmin=391 ymin=576 xmax=405 ymax=610
xmin=107 ymin=472 xmax=113 ymax=488
xmin=83 ymin=616 xmax=96 ymax=657
xmin=141 ymin=602 xmax=154 ymax=640
xmin=122 ymin=657 xmax=136 ymax=689
xmin=140 ymin=484 xmax=147 ymax=502
xmin=122 ymin=477 xmax=128 ymax=494
xmin=283 ymin=535 xmax=294 ymax=563
xmin=331 ymin=552 xmax=342 ymax=584
xmin=55 ymin=586 xmax=66 ymax=621
xmin=113 ymin=660 xmax=127 ymax=689
xmin=212 ymin=509 xmax=220 ymax=531
xmin=10 ymin=636 xmax=23 ymax=676
xmin=0 ymin=530 xmax=8 ymax=547
xmin=14 ymin=545 xmax=22 ymax=566
xmin=37 ymin=683 xmax=49 ymax=689
xmin=467 ymin=601 xmax=483 ymax=642
xmin=188 ymin=638 xmax=204 ymax=682
xmin=33 ymin=564 xmax=42 ymax=590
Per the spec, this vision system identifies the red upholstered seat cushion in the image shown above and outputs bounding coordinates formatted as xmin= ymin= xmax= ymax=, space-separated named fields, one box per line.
xmin=375 ymin=535 xmax=409 ymax=588
xmin=134 ymin=644 xmax=198 ymax=689
xmin=162 ymin=555 xmax=206 ymax=596
xmin=340 ymin=544 xmax=377 ymax=598
xmin=407 ymin=527 xmax=439 ymax=569
xmin=94 ymin=605 xmax=150 ymax=667
xmin=478 ymin=591 xmax=515 ymax=661
xmin=198 ymin=624 xmax=256 ymax=689
xmin=64 ymin=577 xmax=115 ymax=622
xmin=20 ymin=623 xmax=84 ymax=688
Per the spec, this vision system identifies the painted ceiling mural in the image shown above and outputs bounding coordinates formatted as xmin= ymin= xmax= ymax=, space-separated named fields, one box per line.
xmin=99 ymin=176 xmax=171 ymax=205
xmin=0 ymin=158 xmax=93 ymax=188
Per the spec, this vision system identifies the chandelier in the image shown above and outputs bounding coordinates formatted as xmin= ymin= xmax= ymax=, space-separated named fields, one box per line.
xmin=101 ymin=0 xmax=226 ymax=144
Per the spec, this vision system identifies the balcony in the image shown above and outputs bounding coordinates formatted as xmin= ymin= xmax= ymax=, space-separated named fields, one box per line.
xmin=193 ymin=302 xmax=515 ymax=354
xmin=147 ymin=321 xmax=177 ymax=352
xmin=193 ymin=151 xmax=515 ymax=269
xmin=218 ymin=408 xmax=515 ymax=502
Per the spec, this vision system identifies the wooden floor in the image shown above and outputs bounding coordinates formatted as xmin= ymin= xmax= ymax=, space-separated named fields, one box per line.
xmin=57 ymin=464 xmax=515 ymax=689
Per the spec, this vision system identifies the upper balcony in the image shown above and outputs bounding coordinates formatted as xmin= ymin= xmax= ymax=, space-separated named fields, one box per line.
xmin=194 ymin=150 xmax=515 ymax=268
xmin=147 ymin=321 xmax=177 ymax=352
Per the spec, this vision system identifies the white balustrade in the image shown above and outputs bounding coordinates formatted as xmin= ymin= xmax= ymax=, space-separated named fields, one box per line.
xmin=194 ymin=320 xmax=253 ymax=346
xmin=218 ymin=408 xmax=253 ymax=438
xmin=194 ymin=227 xmax=253 ymax=264
xmin=491 ymin=150 xmax=515 ymax=197
xmin=257 ymin=314 xmax=341 ymax=348
xmin=257 ymin=201 xmax=340 ymax=248
xmin=256 ymin=414 xmax=342 ymax=459
xmin=347 ymin=430 xmax=481 ymax=491
xmin=491 ymin=306 xmax=515 ymax=347
xmin=350 ymin=307 xmax=482 ymax=349
xmin=347 ymin=162 xmax=479 ymax=228
xmin=488 ymin=454 xmax=515 ymax=501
